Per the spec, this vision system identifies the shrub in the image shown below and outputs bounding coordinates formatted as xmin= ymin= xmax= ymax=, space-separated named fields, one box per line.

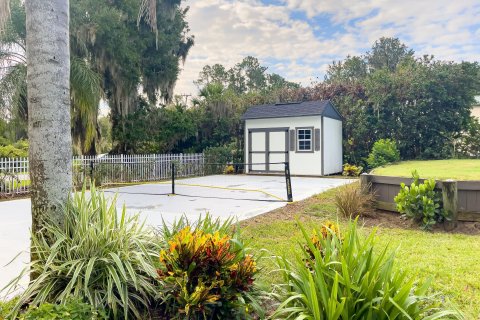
xmin=367 ymin=138 xmax=400 ymax=168
xmin=0 ymin=140 xmax=29 ymax=158
xmin=334 ymin=183 xmax=375 ymax=218
xmin=204 ymin=144 xmax=242 ymax=174
xmin=0 ymin=145 xmax=27 ymax=158
xmin=21 ymin=299 xmax=106 ymax=320
xmin=5 ymin=186 xmax=160 ymax=319
xmin=13 ymin=139 xmax=29 ymax=152
xmin=224 ymin=164 xmax=235 ymax=174
xmin=272 ymin=220 xmax=461 ymax=320
xmin=342 ymin=163 xmax=362 ymax=177
xmin=394 ymin=170 xmax=447 ymax=230
xmin=156 ymin=215 xmax=263 ymax=319
xmin=204 ymin=145 xmax=234 ymax=164
xmin=0 ymin=298 xmax=17 ymax=320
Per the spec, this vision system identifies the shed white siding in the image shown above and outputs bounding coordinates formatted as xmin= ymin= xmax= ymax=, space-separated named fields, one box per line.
xmin=245 ymin=116 xmax=323 ymax=176
xmin=323 ymin=117 xmax=343 ymax=175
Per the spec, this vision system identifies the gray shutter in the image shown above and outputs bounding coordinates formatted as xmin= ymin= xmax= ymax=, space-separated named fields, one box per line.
xmin=314 ymin=128 xmax=321 ymax=151
xmin=289 ymin=129 xmax=296 ymax=151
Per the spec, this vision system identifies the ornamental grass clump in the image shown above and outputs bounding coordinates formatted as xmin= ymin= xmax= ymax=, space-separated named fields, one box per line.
xmin=4 ymin=186 xmax=160 ymax=319
xmin=157 ymin=215 xmax=262 ymax=319
xmin=272 ymin=219 xmax=462 ymax=320
xmin=334 ymin=183 xmax=376 ymax=218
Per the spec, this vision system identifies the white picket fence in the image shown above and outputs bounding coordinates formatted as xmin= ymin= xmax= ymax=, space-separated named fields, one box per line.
xmin=0 ymin=153 xmax=205 ymax=197
xmin=0 ymin=157 xmax=29 ymax=196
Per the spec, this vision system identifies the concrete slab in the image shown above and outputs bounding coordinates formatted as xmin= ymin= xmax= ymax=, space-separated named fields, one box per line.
xmin=0 ymin=175 xmax=353 ymax=297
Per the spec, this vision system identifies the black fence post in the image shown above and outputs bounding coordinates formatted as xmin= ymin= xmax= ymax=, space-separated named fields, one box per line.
xmin=89 ymin=161 xmax=95 ymax=186
xmin=171 ymin=162 xmax=175 ymax=195
xmin=285 ymin=162 xmax=293 ymax=202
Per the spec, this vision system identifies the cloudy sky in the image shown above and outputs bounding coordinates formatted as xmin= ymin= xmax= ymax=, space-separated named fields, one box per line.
xmin=174 ymin=0 xmax=480 ymax=96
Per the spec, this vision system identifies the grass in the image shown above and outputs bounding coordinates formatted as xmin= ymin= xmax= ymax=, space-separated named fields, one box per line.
xmin=241 ymin=186 xmax=480 ymax=319
xmin=372 ymin=159 xmax=480 ymax=180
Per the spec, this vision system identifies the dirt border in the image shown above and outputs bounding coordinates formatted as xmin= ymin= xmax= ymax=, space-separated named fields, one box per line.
xmin=240 ymin=190 xmax=480 ymax=235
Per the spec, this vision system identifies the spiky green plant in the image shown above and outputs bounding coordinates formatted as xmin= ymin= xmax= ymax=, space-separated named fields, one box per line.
xmin=157 ymin=214 xmax=235 ymax=242
xmin=4 ymin=186 xmax=160 ymax=319
xmin=272 ymin=219 xmax=463 ymax=320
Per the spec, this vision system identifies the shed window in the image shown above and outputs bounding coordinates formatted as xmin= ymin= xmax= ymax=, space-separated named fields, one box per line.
xmin=297 ymin=128 xmax=312 ymax=151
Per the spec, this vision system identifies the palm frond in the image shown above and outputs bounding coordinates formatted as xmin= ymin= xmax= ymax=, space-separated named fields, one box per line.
xmin=0 ymin=0 xmax=25 ymax=48
xmin=0 ymin=62 xmax=26 ymax=121
xmin=70 ymin=57 xmax=102 ymax=152
xmin=137 ymin=0 xmax=158 ymax=47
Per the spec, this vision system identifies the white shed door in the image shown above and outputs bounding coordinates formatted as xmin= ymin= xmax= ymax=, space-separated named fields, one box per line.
xmin=248 ymin=128 xmax=289 ymax=172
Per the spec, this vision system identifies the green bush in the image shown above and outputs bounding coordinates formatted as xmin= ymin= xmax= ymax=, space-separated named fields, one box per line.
xmin=21 ymin=299 xmax=106 ymax=320
xmin=204 ymin=145 xmax=234 ymax=163
xmin=0 ymin=298 xmax=17 ymax=319
xmin=0 ymin=140 xmax=29 ymax=158
xmin=367 ymin=138 xmax=400 ymax=168
xmin=156 ymin=215 xmax=264 ymax=319
xmin=342 ymin=163 xmax=363 ymax=176
xmin=272 ymin=219 xmax=461 ymax=320
xmin=0 ymin=143 xmax=28 ymax=158
xmin=5 ymin=186 xmax=160 ymax=319
xmin=394 ymin=170 xmax=447 ymax=230
xmin=203 ymin=143 xmax=242 ymax=174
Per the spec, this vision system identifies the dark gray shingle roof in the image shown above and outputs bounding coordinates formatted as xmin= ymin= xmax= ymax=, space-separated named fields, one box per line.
xmin=241 ymin=100 xmax=342 ymax=121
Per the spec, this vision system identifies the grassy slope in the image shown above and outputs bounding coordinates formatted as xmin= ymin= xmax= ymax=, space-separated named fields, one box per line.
xmin=241 ymin=187 xmax=480 ymax=319
xmin=372 ymin=159 xmax=480 ymax=180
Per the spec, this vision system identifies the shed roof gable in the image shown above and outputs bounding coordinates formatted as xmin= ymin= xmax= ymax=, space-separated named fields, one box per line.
xmin=241 ymin=100 xmax=342 ymax=121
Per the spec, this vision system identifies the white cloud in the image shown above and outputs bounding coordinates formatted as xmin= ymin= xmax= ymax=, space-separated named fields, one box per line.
xmin=175 ymin=0 xmax=480 ymax=96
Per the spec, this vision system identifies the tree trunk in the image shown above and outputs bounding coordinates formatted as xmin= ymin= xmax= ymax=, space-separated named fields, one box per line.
xmin=26 ymin=0 xmax=71 ymax=239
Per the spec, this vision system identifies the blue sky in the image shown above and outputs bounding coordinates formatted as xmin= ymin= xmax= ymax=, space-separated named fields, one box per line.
xmin=175 ymin=0 xmax=480 ymax=95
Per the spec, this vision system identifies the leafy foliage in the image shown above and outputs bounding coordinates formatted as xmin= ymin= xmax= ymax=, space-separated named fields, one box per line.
xmin=1 ymin=0 xmax=193 ymax=154
xmin=70 ymin=0 xmax=194 ymax=152
xmin=224 ymin=164 xmax=235 ymax=174
xmin=112 ymin=101 xmax=198 ymax=154
xmin=0 ymin=139 xmax=28 ymax=157
xmin=455 ymin=118 xmax=480 ymax=158
xmin=118 ymin=58 xmax=294 ymax=157
xmin=204 ymin=144 xmax=235 ymax=163
xmin=0 ymin=297 xmax=17 ymax=319
xmin=272 ymin=219 xmax=462 ymax=320
xmin=156 ymin=215 xmax=264 ymax=319
xmin=394 ymin=171 xmax=447 ymax=230
xmin=303 ymin=39 xmax=479 ymax=164
xmin=21 ymin=299 xmax=106 ymax=320
xmin=342 ymin=163 xmax=362 ymax=176
xmin=334 ymin=183 xmax=375 ymax=218
xmin=4 ymin=186 xmax=160 ymax=319
xmin=367 ymin=138 xmax=400 ymax=168
xmin=195 ymin=56 xmax=299 ymax=95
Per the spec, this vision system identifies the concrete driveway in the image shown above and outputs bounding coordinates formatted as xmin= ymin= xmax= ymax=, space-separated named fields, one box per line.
xmin=0 ymin=175 xmax=353 ymax=296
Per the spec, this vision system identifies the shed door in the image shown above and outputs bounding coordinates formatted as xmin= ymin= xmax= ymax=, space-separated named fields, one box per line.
xmin=248 ymin=128 xmax=289 ymax=172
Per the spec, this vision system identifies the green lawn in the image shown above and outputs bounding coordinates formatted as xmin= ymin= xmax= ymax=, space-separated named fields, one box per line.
xmin=241 ymin=187 xmax=480 ymax=319
xmin=372 ymin=159 xmax=480 ymax=180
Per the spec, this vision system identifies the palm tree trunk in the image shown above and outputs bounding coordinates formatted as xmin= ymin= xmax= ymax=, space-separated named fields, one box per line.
xmin=0 ymin=0 xmax=10 ymax=31
xmin=25 ymin=0 xmax=71 ymax=237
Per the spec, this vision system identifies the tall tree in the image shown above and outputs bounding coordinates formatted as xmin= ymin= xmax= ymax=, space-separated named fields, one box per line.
xmin=366 ymin=37 xmax=414 ymax=72
xmin=0 ymin=0 xmax=102 ymax=154
xmin=25 ymin=0 xmax=72 ymax=234
xmin=70 ymin=0 xmax=194 ymax=153
xmin=195 ymin=56 xmax=298 ymax=95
